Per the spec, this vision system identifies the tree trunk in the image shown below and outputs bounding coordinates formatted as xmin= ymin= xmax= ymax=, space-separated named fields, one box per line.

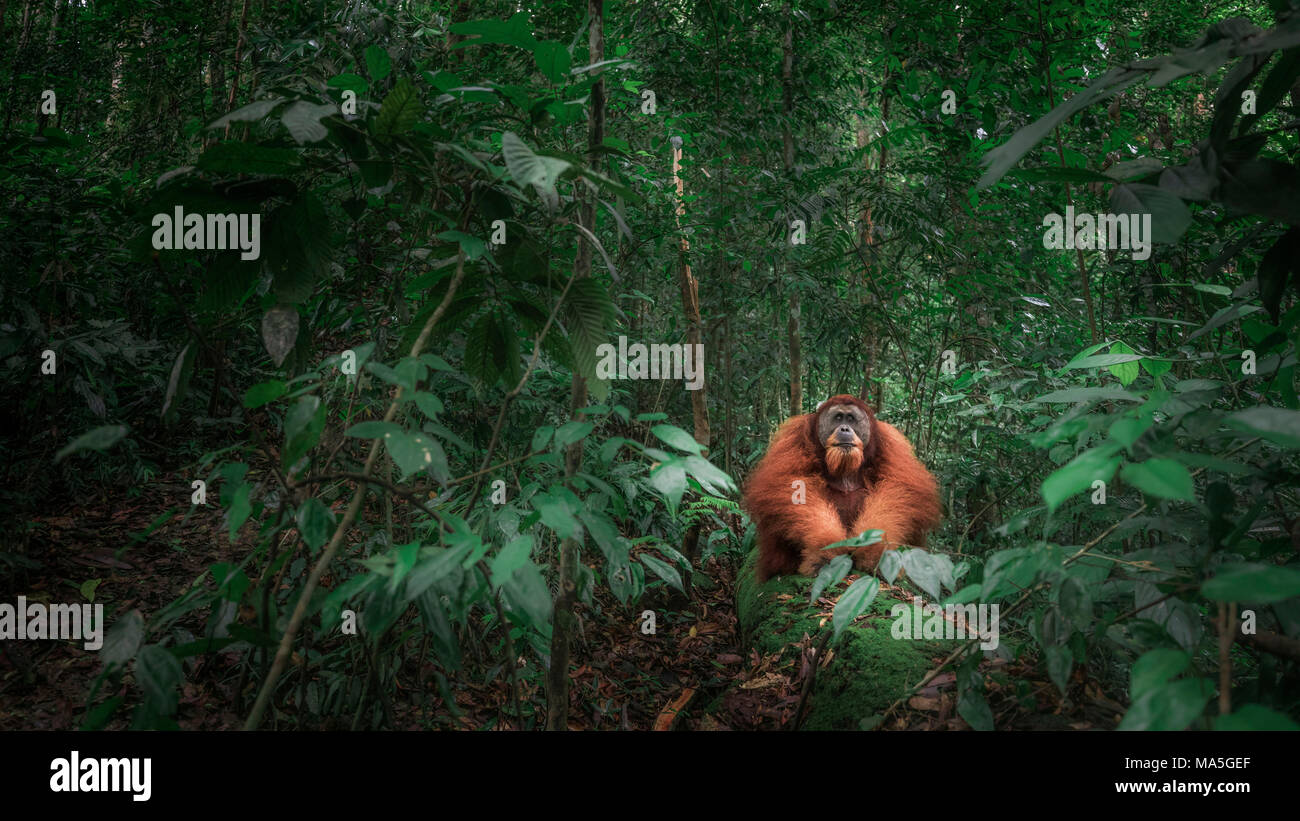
xmin=782 ymin=6 xmax=801 ymax=416
xmin=671 ymin=127 xmax=711 ymax=574
xmin=545 ymin=0 xmax=605 ymax=732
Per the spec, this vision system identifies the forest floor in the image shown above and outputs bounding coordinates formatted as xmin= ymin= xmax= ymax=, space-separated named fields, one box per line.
xmin=1 ymin=475 xmax=1123 ymax=731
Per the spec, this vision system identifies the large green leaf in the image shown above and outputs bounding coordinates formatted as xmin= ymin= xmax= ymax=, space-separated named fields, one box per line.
xmin=1109 ymin=183 xmax=1193 ymax=245
xmin=1202 ymin=563 xmax=1300 ymax=603
xmin=534 ymin=41 xmax=572 ymax=83
xmin=1226 ymin=406 xmax=1300 ymax=447
xmin=809 ymin=554 xmax=852 ymax=602
xmin=136 ymin=644 xmax=183 ymax=714
xmin=387 ymin=431 xmax=449 ymax=481
xmin=1130 ymin=649 xmax=1191 ymax=699
xmin=449 ymin=13 xmax=538 ymax=50
xmin=282 ymin=396 xmax=325 ymax=470
xmin=1121 ymin=458 xmax=1195 ymax=501
xmin=1118 ymin=678 xmax=1213 ymax=730
xmin=295 ymin=498 xmax=335 ymax=553
xmin=364 ymin=45 xmax=392 ymax=81
xmin=639 ymin=552 xmax=684 ymax=594
xmin=372 ymin=78 xmax=421 ymax=138
xmin=501 ymin=131 xmax=571 ymax=193
xmin=1041 ymin=445 xmax=1122 ymax=512
xmin=280 ymin=101 xmax=335 ymax=144
xmin=832 ymin=576 xmax=879 ymax=638
xmin=1214 ymin=704 xmax=1300 ymax=731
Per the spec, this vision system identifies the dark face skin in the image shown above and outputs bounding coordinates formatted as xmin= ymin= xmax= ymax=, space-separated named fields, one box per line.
xmin=817 ymin=403 xmax=871 ymax=451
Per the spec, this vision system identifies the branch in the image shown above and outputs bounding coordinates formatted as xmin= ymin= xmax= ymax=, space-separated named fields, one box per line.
xmin=243 ymin=252 xmax=468 ymax=730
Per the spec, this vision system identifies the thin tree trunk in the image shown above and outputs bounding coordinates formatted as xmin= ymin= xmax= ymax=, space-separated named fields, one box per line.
xmin=223 ymin=0 xmax=251 ymax=137
xmin=783 ymin=5 xmax=801 ymax=416
xmin=545 ymin=0 xmax=605 ymax=732
xmin=671 ymin=129 xmax=711 ymax=574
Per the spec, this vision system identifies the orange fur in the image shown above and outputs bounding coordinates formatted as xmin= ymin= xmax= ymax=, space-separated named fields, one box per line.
xmin=742 ymin=396 xmax=941 ymax=581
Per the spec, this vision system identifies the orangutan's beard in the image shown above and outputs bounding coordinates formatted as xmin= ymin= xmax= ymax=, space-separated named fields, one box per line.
xmin=824 ymin=442 xmax=863 ymax=478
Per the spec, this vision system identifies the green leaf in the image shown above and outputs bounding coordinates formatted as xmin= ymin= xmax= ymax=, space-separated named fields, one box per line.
xmin=563 ymin=277 xmax=616 ymax=396
xmin=503 ymin=562 xmax=552 ymax=628
xmin=436 ymin=230 xmax=485 ymax=260
xmin=534 ymin=41 xmax=572 ymax=83
xmin=226 ymin=483 xmax=251 ymax=541
xmin=79 ymin=578 xmax=102 ymax=602
xmin=501 ymin=131 xmax=571 ymax=192
xmin=1225 ymin=406 xmax=1300 ymax=448
xmin=531 ymin=426 xmax=555 ymax=452
xmin=1213 ymin=704 xmax=1300 ymax=731
xmin=345 ymin=421 xmax=404 ymax=439
xmin=554 ymin=421 xmax=594 ymax=449
xmin=387 ymin=431 xmax=449 ymax=481
xmin=977 ymin=66 xmax=1144 ymax=189
xmin=901 ymin=549 xmax=946 ymax=599
xmin=1041 ymin=446 xmax=1122 ymax=512
xmin=1106 ymin=341 xmax=1141 ymax=386
xmin=449 ymin=13 xmax=538 ymax=50
xmin=1108 ymin=414 xmax=1153 ymax=448
xmin=809 ymin=554 xmax=852 ymax=602
xmin=1110 ymin=183 xmax=1193 ymax=244
xmin=411 ymin=392 xmax=443 ymax=420
xmin=136 ymin=644 xmax=183 ymax=714
xmin=651 ymin=424 xmax=704 ymax=455
xmin=1202 ymin=563 xmax=1300 ymax=603
xmin=244 ymin=380 xmax=287 ymax=409
xmin=414 ymin=590 xmax=462 ymax=671
xmin=532 ymin=491 xmax=581 ymax=540
xmin=207 ymin=97 xmax=284 ymax=130
xmin=100 ymin=610 xmax=144 ymax=668
xmin=639 ymin=553 xmax=684 ymax=594
xmin=296 ymin=498 xmax=335 ymax=553
xmin=1140 ymin=357 xmax=1173 ymax=377
xmin=1120 ymin=458 xmax=1195 ymax=501
xmin=364 ymin=45 xmax=392 ymax=81
xmin=1058 ymin=576 xmax=1092 ymax=628
xmin=648 ymin=461 xmax=687 ymax=514
xmin=957 ymin=688 xmax=995 ymax=731
xmin=832 ymin=576 xmax=879 ymax=638
xmin=211 ymin=562 xmax=249 ymax=602
xmin=261 ymin=305 xmax=299 ymax=367
xmin=327 ymin=73 xmax=368 ymax=95
xmin=1118 ymin=678 xmax=1213 ymax=730
xmin=1060 ymin=354 xmax=1146 ymax=371
xmin=683 ymin=455 xmax=736 ymax=495
xmin=1030 ymin=386 xmax=1139 ymax=404
xmin=55 ymin=425 xmax=128 ymax=463
xmin=490 ymin=535 xmax=534 ymax=589
xmin=280 ymin=101 xmax=335 ymax=145
xmin=1131 ymin=648 xmax=1191 ymax=699
xmin=373 ymin=78 xmax=421 ymax=138
xmin=282 ymin=396 xmax=325 ymax=470
xmin=1044 ymin=644 xmax=1073 ymax=695
xmin=160 ymin=342 xmax=196 ymax=420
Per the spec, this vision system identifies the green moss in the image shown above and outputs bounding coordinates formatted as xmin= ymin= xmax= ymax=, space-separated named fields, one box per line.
xmin=735 ymin=549 xmax=954 ymax=730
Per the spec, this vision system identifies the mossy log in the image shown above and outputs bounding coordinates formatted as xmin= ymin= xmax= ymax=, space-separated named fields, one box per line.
xmin=734 ymin=548 xmax=955 ymax=730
